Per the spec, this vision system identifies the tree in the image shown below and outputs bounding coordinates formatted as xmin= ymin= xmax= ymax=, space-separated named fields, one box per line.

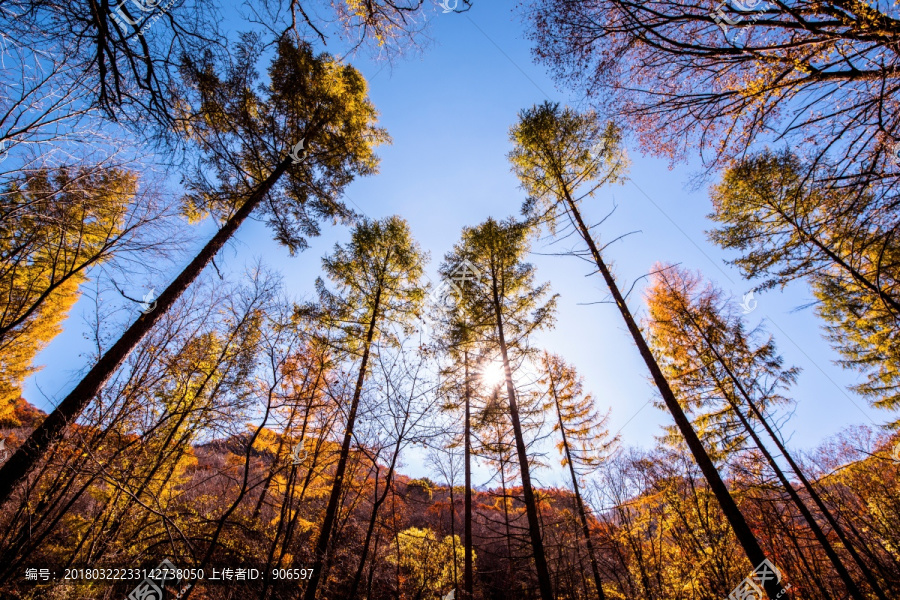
xmin=435 ymin=287 xmax=487 ymax=600
xmin=540 ymin=351 xmax=617 ymax=600
xmin=708 ymin=149 xmax=900 ymax=424
xmin=0 ymin=269 xmax=267 ymax=579
xmin=255 ymin=331 xmax=336 ymax=600
xmin=345 ymin=328 xmax=439 ymax=600
xmin=645 ymin=264 xmax=887 ymax=600
xmin=0 ymin=0 xmax=224 ymax=136
xmin=473 ymin=385 xmax=523 ymax=596
xmin=510 ymin=101 xmax=789 ymax=599
xmin=524 ymin=0 xmax=900 ymax=200
xmin=0 ymin=166 xmax=167 ymax=423
xmin=443 ymin=217 xmax=558 ymax=600
xmin=390 ymin=527 xmax=467 ymax=600
xmin=0 ymin=37 xmax=386 ymax=507
xmin=302 ymin=215 xmax=426 ymax=600
xmin=0 ymin=0 xmax=440 ymax=132
xmin=426 ymin=440 xmax=465 ymax=600
xmin=0 ymin=36 xmax=105 ymax=177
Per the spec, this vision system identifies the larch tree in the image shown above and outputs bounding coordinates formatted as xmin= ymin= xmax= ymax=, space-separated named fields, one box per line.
xmin=435 ymin=290 xmax=488 ymax=600
xmin=302 ymin=215 xmax=426 ymax=600
xmin=646 ymin=264 xmax=890 ymax=600
xmin=472 ymin=389 xmax=522 ymax=595
xmin=539 ymin=351 xmax=618 ymax=600
xmin=510 ymin=101 xmax=789 ymax=599
xmin=708 ymin=149 xmax=900 ymax=425
xmin=0 ymin=37 xmax=387 ymax=506
xmin=443 ymin=217 xmax=558 ymax=600
xmin=0 ymin=166 xmax=166 ymax=423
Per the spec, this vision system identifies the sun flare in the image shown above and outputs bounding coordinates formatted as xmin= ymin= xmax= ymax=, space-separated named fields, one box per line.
xmin=480 ymin=362 xmax=507 ymax=388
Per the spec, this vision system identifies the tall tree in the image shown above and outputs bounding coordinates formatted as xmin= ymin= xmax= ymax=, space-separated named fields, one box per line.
xmin=0 ymin=166 xmax=167 ymax=422
xmin=510 ymin=101 xmax=789 ymax=599
xmin=302 ymin=215 xmax=426 ymax=600
xmin=346 ymin=328 xmax=438 ymax=600
xmin=540 ymin=351 xmax=617 ymax=600
xmin=443 ymin=217 xmax=558 ymax=600
xmin=0 ymin=37 xmax=386 ymax=506
xmin=708 ymin=149 xmax=900 ymax=424
xmin=646 ymin=264 xmax=887 ymax=600
xmin=473 ymin=387 xmax=524 ymax=596
xmin=646 ymin=264 xmax=891 ymax=600
xmin=436 ymin=292 xmax=486 ymax=600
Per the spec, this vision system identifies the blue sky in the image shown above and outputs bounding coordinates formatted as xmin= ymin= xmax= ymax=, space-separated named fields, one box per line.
xmin=24 ymin=1 xmax=886 ymax=485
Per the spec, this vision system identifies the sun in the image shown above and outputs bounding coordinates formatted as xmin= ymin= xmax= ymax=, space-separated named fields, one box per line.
xmin=480 ymin=362 xmax=507 ymax=388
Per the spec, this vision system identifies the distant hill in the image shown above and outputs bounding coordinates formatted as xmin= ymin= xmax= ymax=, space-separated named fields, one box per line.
xmin=0 ymin=397 xmax=45 ymax=429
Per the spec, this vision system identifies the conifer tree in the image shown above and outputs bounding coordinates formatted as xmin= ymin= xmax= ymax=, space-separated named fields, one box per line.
xmin=708 ymin=150 xmax=900 ymax=424
xmin=435 ymin=288 xmax=488 ymax=600
xmin=0 ymin=167 xmax=154 ymax=422
xmin=473 ymin=387 xmax=522 ymax=593
xmin=443 ymin=217 xmax=558 ymax=600
xmin=646 ymin=264 xmax=889 ymax=600
xmin=540 ymin=351 xmax=617 ymax=600
xmin=510 ymin=102 xmax=789 ymax=599
xmin=302 ymin=215 xmax=426 ymax=600
xmin=0 ymin=37 xmax=386 ymax=506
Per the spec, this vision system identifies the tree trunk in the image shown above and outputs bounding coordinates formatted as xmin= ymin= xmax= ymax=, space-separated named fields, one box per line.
xmin=710 ymin=366 xmax=864 ymax=600
xmin=693 ymin=323 xmax=889 ymax=600
xmin=558 ymin=186 xmax=788 ymax=599
xmin=498 ymin=452 xmax=514 ymax=592
xmin=0 ymin=156 xmax=293 ymax=506
xmin=767 ymin=201 xmax=900 ymax=317
xmin=464 ymin=349 xmax=474 ymax=600
xmin=448 ymin=473 xmax=459 ymax=597
xmin=348 ymin=429 xmax=405 ymax=599
xmin=490 ymin=281 xmax=555 ymax=600
xmin=546 ymin=367 xmax=607 ymax=600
